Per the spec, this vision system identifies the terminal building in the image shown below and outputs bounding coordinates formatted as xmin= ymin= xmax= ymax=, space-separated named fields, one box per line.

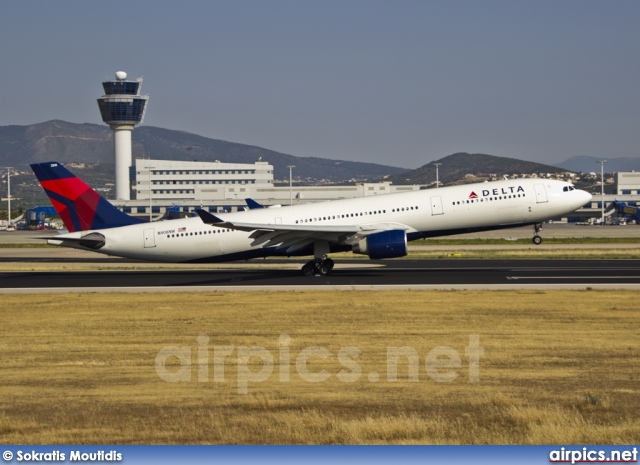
xmin=109 ymin=158 xmax=640 ymax=223
xmin=564 ymin=172 xmax=640 ymax=223
xmin=615 ymin=172 xmax=640 ymax=195
xmin=112 ymin=158 xmax=420 ymax=218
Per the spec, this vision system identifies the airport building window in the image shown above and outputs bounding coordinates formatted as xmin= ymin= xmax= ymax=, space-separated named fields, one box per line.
xmin=97 ymin=98 xmax=146 ymax=122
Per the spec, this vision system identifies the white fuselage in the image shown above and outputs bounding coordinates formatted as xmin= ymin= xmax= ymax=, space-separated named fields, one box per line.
xmin=49 ymin=178 xmax=591 ymax=262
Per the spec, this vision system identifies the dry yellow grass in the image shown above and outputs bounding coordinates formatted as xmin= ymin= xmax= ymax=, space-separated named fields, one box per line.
xmin=0 ymin=290 xmax=638 ymax=444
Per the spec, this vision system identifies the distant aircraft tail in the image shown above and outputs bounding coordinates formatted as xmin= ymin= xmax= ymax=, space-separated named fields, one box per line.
xmin=245 ymin=198 xmax=265 ymax=209
xmin=30 ymin=162 xmax=145 ymax=232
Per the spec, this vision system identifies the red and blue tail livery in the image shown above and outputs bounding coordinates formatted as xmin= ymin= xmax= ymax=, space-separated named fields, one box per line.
xmin=30 ymin=162 xmax=144 ymax=232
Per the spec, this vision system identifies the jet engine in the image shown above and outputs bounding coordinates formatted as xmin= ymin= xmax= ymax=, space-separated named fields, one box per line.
xmin=352 ymin=230 xmax=407 ymax=259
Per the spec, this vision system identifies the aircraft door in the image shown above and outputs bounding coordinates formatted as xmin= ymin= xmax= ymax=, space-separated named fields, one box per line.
xmin=534 ymin=184 xmax=548 ymax=203
xmin=143 ymin=228 xmax=156 ymax=248
xmin=430 ymin=196 xmax=444 ymax=215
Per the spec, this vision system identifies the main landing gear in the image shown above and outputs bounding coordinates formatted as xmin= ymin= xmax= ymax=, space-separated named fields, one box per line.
xmin=301 ymin=240 xmax=334 ymax=276
xmin=532 ymin=223 xmax=543 ymax=245
xmin=301 ymin=258 xmax=335 ymax=276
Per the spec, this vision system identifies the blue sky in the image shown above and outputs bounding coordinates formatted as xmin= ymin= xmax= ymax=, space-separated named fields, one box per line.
xmin=1 ymin=0 xmax=639 ymax=168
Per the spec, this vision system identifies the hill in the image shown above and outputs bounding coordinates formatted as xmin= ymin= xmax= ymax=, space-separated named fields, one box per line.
xmin=0 ymin=120 xmax=408 ymax=183
xmin=555 ymin=155 xmax=640 ymax=173
xmin=385 ymin=152 xmax=570 ymax=186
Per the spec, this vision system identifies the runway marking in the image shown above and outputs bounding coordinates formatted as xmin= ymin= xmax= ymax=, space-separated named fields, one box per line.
xmin=507 ymin=276 xmax=640 ymax=280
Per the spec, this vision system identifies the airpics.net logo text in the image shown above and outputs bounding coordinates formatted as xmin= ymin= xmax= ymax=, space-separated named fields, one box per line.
xmin=155 ymin=334 xmax=484 ymax=394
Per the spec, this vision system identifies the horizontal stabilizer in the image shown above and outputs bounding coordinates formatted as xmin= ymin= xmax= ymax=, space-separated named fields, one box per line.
xmin=38 ymin=232 xmax=106 ymax=250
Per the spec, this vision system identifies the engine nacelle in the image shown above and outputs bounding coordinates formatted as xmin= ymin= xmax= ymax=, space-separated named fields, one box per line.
xmin=352 ymin=230 xmax=408 ymax=259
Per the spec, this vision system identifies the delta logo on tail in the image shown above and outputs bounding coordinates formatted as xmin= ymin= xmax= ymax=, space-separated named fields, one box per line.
xmin=30 ymin=162 xmax=143 ymax=232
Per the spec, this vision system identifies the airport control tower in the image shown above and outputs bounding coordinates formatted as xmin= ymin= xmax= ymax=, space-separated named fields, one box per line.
xmin=97 ymin=71 xmax=149 ymax=200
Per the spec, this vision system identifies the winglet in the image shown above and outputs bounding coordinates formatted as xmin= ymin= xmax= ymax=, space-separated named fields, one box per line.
xmin=195 ymin=209 xmax=225 ymax=224
xmin=245 ymin=198 xmax=265 ymax=209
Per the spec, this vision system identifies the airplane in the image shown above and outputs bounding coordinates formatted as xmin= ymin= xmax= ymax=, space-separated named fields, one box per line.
xmin=31 ymin=161 xmax=592 ymax=276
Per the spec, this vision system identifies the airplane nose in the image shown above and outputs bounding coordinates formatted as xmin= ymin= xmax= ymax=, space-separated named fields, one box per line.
xmin=577 ymin=189 xmax=592 ymax=206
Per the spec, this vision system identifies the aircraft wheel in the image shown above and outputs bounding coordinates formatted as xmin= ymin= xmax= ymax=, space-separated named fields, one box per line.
xmin=532 ymin=235 xmax=542 ymax=245
xmin=324 ymin=258 xmax=335 ymax=270
xmin=318 ymin=264 xmax=331 ymax=276
xmin=301 ymin=261 xmax=315 ymax=276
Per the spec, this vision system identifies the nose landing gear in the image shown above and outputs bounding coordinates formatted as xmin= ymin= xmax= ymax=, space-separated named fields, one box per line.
xmin=532 ymin=223 xmax=543 ymax=245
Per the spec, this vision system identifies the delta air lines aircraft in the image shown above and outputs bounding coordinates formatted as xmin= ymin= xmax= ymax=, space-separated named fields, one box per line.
xmin=31 ymin=162 xmax=591 ymax=276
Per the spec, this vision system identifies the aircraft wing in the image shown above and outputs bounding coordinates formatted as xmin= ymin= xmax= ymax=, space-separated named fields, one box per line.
xmin=195 ymin=210 xmax=411 ymax=253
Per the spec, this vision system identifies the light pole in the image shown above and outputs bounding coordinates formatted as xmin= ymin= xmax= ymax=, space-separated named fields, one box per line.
xmin=597 ymin=160 xmax=606 ymax=225
xmin=7 ymin=168 xmax=10 ymax=227
xmin=148 ymin=165 xmax=155 ymax=222
xmin=1 ymin=167 xmax=17 ymax=229
xmin=287 ymin=165 xmax=295 ymax=205
xmin=434 ymin=163 xmax=442 ymax=188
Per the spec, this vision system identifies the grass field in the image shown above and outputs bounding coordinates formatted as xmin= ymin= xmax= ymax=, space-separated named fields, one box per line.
xmin=0 ymin=290 xmax=638 ymax=444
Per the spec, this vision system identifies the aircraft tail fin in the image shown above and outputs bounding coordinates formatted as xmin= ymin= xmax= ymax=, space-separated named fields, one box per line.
xmin=30 ymin=162 xmax=145 ymax=232
xmin=245 ymin=198 xmax=265 ymax=209
xmin=195 ymin=209 xmax=225 ymax=224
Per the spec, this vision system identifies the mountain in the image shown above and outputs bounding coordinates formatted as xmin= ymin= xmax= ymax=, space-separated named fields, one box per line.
xmin=555 ymin=156 xmax=640 ymax=173
xmin=385 ymin=152 xmax=569 ymax=186
xmin=0 ymin=120 xmax=408 ymax=182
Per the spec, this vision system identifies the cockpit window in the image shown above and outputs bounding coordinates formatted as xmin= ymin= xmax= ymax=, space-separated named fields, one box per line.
xmin=563 ymin=185 xmax=576 ymax=192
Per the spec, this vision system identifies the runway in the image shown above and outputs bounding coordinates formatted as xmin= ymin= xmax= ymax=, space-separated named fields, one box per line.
xmin=2 ymin=259 xmax=640 ymax=292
